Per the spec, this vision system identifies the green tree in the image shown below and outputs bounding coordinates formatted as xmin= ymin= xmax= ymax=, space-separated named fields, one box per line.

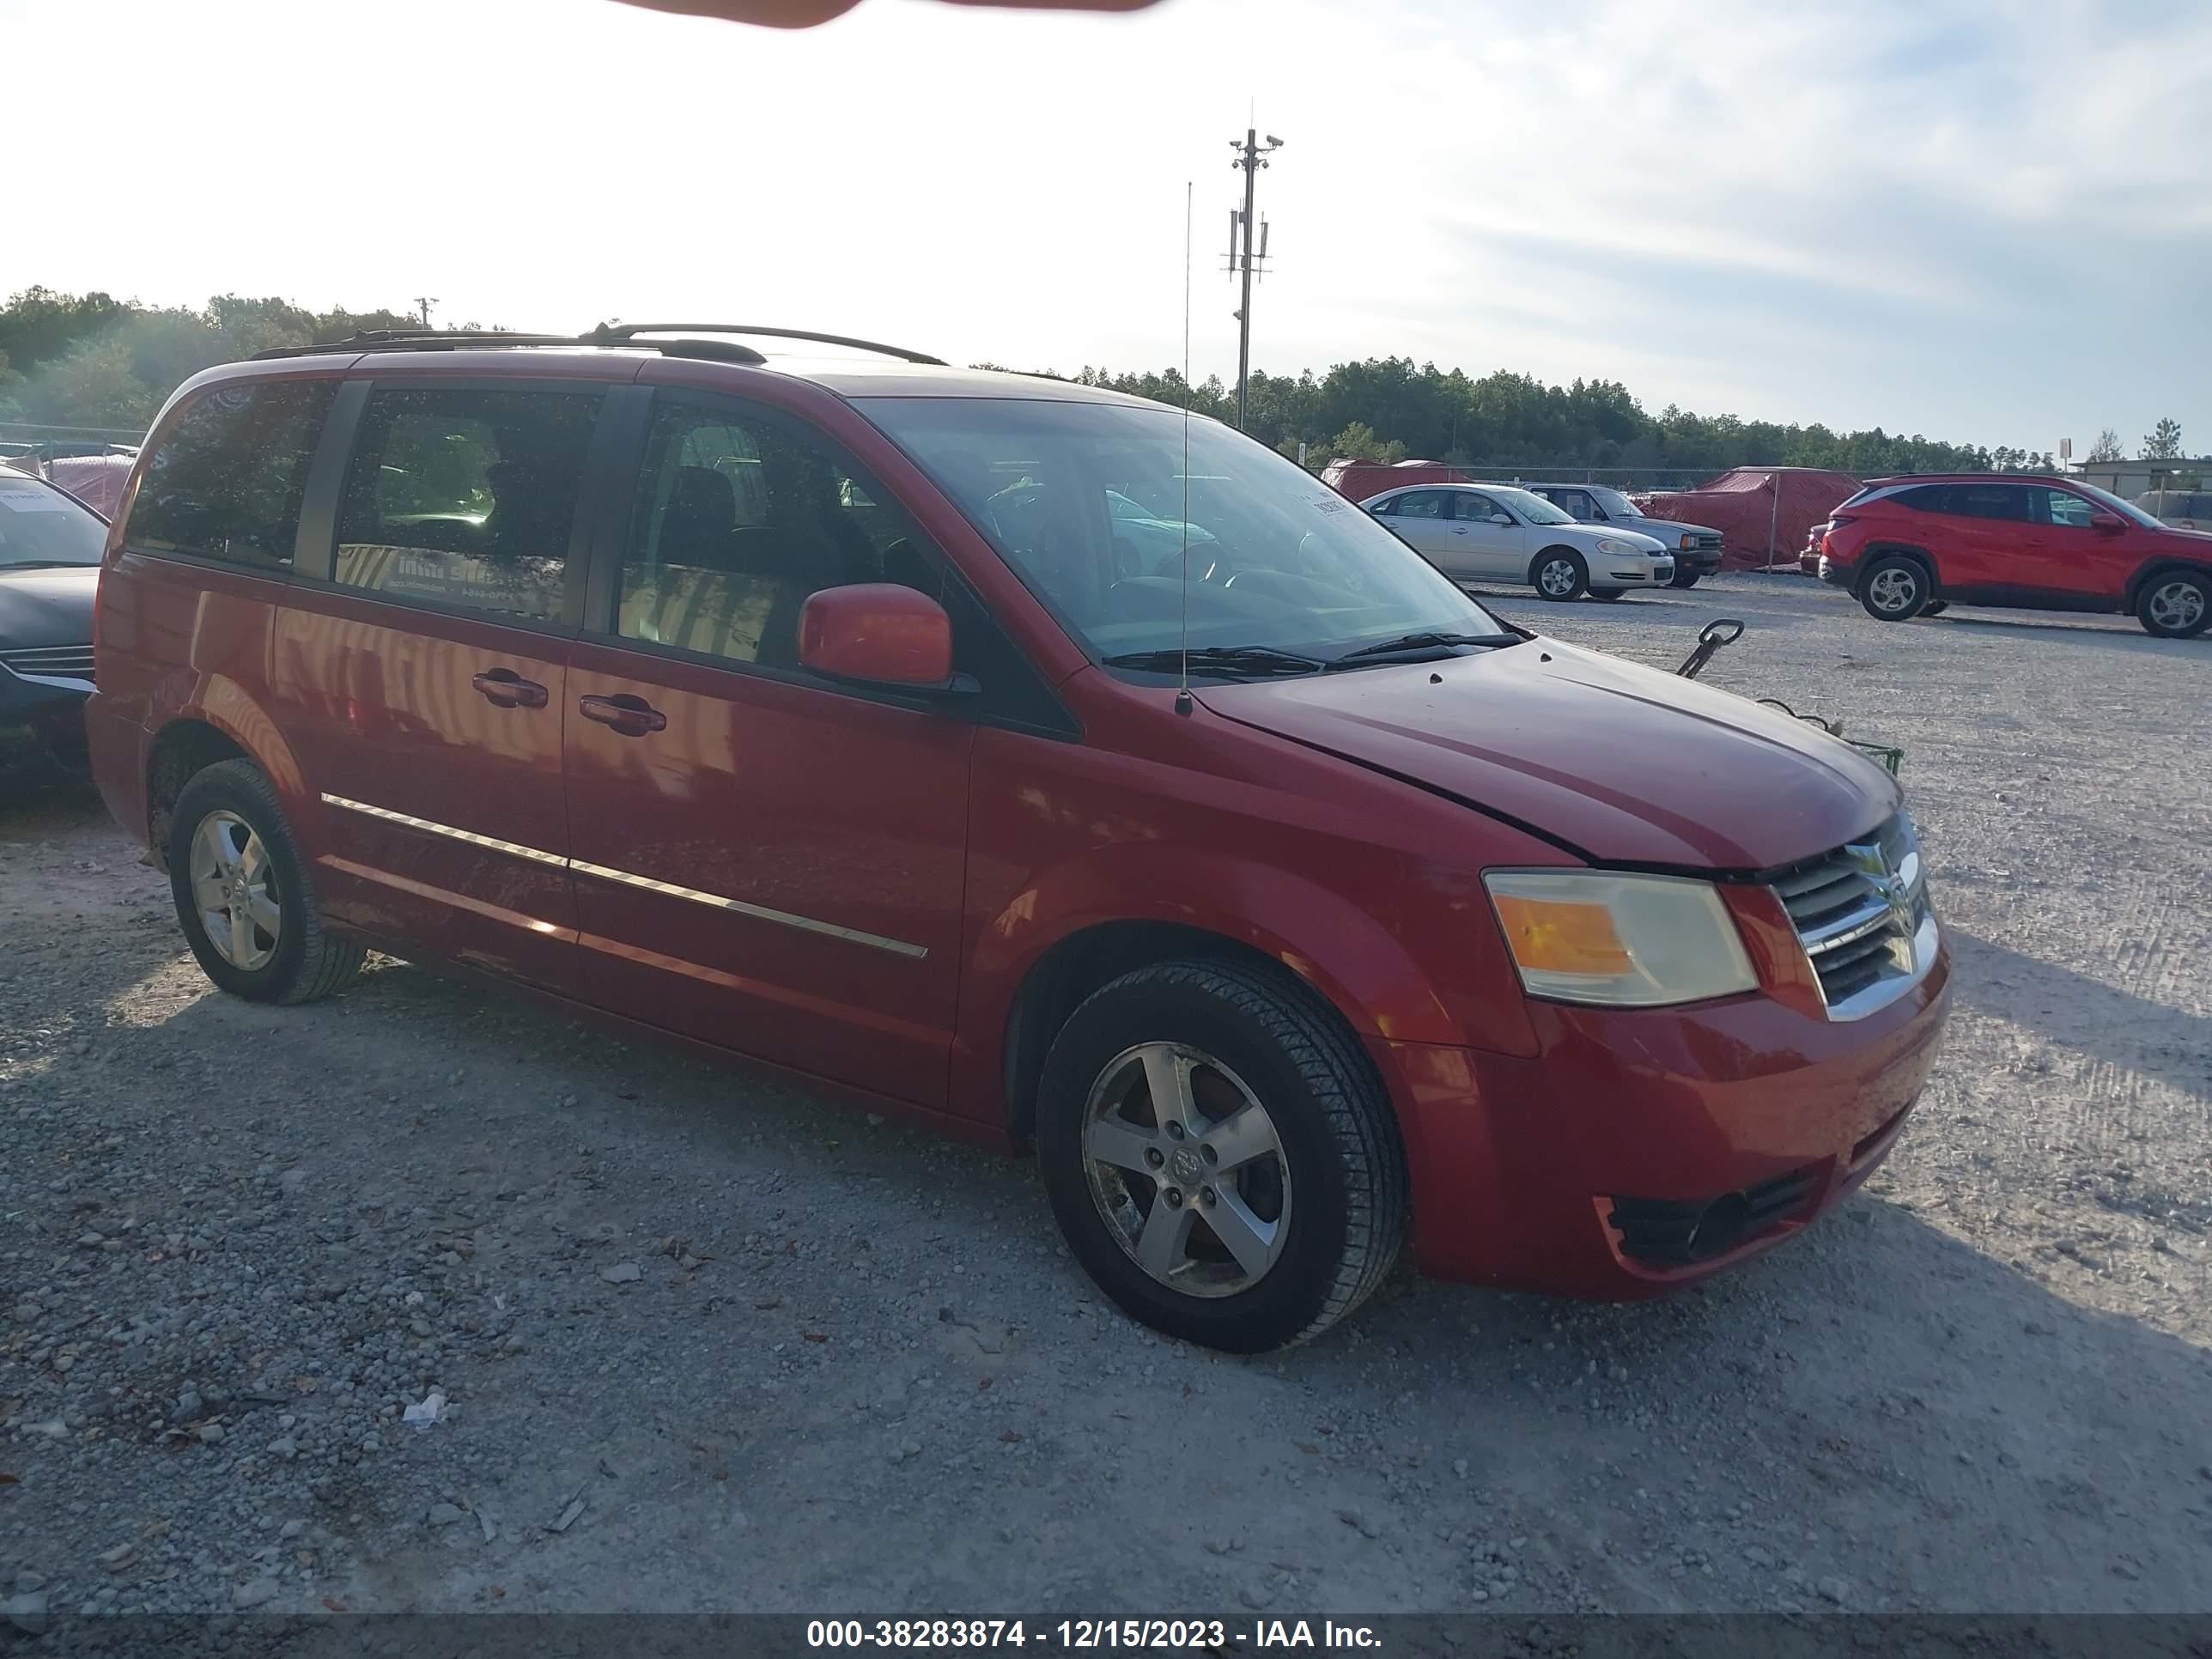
xmin=2142 ymin=418 xmax=2184 ymax=460
xmin=2086 ymin=428 xmax=2124 ymax=463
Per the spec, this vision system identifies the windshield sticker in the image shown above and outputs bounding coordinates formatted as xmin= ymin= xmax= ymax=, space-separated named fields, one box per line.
xmin=1308 ymin=493 xmax=1346 ymax=514
xmin=0 ymin=488 xmax=73 ymax=514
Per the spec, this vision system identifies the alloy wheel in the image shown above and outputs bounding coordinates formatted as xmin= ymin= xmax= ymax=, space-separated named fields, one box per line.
xmin=1080 ymin=1042 xmax=1291 ymax=1297
xmin=189 ymin=811 xmax=282 ymax=972
xmin=2148 ymin=579 xmax=2204 ymax=634
xmin=1537 ymin=559 xmax=1578 ymax=598
xmin=1867 ymin=568 xmax=1919 ymax=614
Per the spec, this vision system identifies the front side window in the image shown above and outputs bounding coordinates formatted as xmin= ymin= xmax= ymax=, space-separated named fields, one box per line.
xmin=1549 ymin=489 xmax=1595 ymax=519
xmin=858 ymin=397 xmax=1506 ymax=665
xmin=1454 ymin=492 xmax=1504 ymax=521
xmin=2027 ymin=488 xmax=2098 ymax=530
xmin=130 ymin=379 xmax=336 ymax=569
xmin=1587 ymin=486 xmax=1644 ymax=520
xmin=332 ymin=387 xmax=600 ymax=623
xmin=616 ymin=398 xmax=934 ymax=670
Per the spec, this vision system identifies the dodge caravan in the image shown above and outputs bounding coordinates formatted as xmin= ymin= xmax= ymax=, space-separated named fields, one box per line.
xmin=87 ymin=325 xmax=1951 ymax=1351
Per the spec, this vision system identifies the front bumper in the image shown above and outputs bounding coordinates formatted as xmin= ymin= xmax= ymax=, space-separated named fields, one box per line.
xmin=1375 ymin=939 xmax=1951 ymax=1295
xmin=0 ymin=661 xmax=92 ymax=763
xmin=1674 ymin=548 xmax=1724 ymax=575
xmin=1603 ymin=560 xmax=1674 ymax=585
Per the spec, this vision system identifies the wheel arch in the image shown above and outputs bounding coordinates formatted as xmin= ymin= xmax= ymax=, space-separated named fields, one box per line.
xmin=1855 ymin=543 xmax=1938 ymax=596
xmin=1000 ymin=919 xmax=1363 ymax=1147
xmin=143 ymin=681 xmax=307 ymax=872
xmin=1527 ymin=544 xmax=1589 ymax=583
xmin=2123 ymin=556 xmax=2212 ymax=611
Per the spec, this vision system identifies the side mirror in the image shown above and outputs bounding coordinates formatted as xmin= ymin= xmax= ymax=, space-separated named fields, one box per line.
xmin=1491 ymin=514 xmax=1514 ymax=527
xmin=799 ymin=583 xmax=962 ymax=691
xmin=2089 ymin=511 xmax=2125 ymax=533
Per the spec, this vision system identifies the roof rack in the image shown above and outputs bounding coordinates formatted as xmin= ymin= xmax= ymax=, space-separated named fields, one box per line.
xmin=250 ymin=329 xmax=769 ymax=366
xmin=588 ymin=323 xmax=946 ymax=366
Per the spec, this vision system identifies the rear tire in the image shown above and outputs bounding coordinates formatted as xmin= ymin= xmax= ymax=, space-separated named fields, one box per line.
xmin=2136 ymin=570 xmax=2210 ymax=638
xmin=1858 ymin=556 xmax=1929 ymax=621
xmin=1531 ymin=549 xmax=1589 ymax=602
xmin=167 ymin=760 xmax=365 ymax=1006
xmin=1036 ymin=959 xmax=1408 ymax=1353
xmin=1669 ymin=568 xmax=1702 ymax=589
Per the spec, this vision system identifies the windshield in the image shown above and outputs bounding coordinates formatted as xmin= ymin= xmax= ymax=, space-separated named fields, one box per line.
xmin=859 ymin=398 xmax=1505 ymax=665
xmin=2072 ymin=480 xmax=2166 ymax=529
xmin=0 ymin=474 xmax=107 ymax=567
xmin=1485 ymin=485 xmax=1576 ymax=526
xmin=1588 ymin=485 xmax=1644 ymax=519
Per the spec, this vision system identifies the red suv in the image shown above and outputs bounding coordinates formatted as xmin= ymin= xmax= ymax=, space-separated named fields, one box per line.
xmin=86 ymin=326 xmax=1950 ymax=1351
xmin=1819 ymin=473 xmax=2212 ymax=637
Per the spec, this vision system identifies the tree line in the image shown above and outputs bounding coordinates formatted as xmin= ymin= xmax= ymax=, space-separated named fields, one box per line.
xmin=3 ymin=287 xmax=2183 ymax=481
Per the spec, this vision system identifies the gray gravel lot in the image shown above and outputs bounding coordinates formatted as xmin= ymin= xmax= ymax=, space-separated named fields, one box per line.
xmin=3 ymin=572 xmax=2209 ymax=1626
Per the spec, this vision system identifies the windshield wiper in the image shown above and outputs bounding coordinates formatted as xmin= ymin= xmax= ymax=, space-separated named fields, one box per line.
xmin=1330 ymin=630 xmax=1519 ymax=665
xmin=1101 ymin=645 xmax=1328 ymax=677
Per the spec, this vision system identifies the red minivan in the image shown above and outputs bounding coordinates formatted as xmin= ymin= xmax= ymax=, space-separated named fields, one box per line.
xmin=87 ymin=327 xmax=1951 ymax=1352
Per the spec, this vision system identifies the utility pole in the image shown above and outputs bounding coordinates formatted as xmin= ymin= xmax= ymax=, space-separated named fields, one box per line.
xmin=413 ymin=296 xmax=439 ymax=329
xmin=1227 ymin=128 xmax=1282 ymax=430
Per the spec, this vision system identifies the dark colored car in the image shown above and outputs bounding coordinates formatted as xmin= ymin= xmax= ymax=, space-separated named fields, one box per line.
xmin=1519 ymin=483 xmax=1725 ymax=586
xmin=1819 ymin=474 xmax=2212 ymax=637
xmin=1 ymin=471 xmax=103 ymax=769
xmin=86 ymin=326 xmax=1950 ymax=1352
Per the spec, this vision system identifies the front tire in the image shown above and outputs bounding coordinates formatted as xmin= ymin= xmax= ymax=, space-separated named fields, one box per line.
xmin=1531 ymin=549 xmax=1589 ymax=602
xmin=167 ymin=760 xmax=365 ymax=1005
xmin=1858 ymin=556 xmax=1930 ymax=621
xmin=2137 ymin=570 xmax=2210 ymax=638
xmin=1669 ymin=568 xmax=1702 ymax=589
xmin=1036 ymin=960 xmax=1408 ymax=1352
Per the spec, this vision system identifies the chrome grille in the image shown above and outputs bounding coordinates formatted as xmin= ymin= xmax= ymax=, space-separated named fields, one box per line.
xmin=0 ymin=643 xmax=95 ymax=683
xmin=1771 ymin=813 xmax=1936 ymax=1019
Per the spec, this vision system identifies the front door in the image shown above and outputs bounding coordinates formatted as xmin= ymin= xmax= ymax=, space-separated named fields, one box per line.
xmin=1445 ymin=490 xmax=1527 ymax=580
xmin=273 ymin=381 xmax=611 ymax=992
xmin=2015 ymin=485 xmax=2128 ymax=606
xmin=562 ymin=391 xmax=972 ymax=1106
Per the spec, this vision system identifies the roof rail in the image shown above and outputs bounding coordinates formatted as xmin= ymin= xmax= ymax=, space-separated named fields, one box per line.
xmin=250 ymin=329 xmax=769 ymax=366
xmin=589 ymin=323 xmax=946 ymax=366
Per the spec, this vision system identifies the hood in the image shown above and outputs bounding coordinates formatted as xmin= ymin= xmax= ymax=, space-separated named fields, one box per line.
xmin=1198 ymin=638 xmax=1899 ymax=869
xmin=0 ymin=564 xmax=100 ymax=651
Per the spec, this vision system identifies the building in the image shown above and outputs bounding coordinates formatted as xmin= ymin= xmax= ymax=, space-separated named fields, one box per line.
xmin=2074 ymin=457 xmax=2209 ymax=498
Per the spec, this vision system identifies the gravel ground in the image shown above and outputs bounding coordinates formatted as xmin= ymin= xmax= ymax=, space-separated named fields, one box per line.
xmin=3 ymin=571 xmax=2209 ymax=1631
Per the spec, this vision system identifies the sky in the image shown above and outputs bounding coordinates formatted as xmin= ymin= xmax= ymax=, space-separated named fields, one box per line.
xmin=5 ymin=0 xmax=2208 ymax=453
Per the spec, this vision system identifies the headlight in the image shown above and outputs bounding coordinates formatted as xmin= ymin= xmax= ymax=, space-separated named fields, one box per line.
xmin=1483 ymin=870 xmax=1758 ymax=1007
xmin=1592 ymin=536 xmax=1642 ymax=556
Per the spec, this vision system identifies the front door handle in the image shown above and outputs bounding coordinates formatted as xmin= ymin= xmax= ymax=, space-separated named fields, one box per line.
xmin=471 ymin=669 xmax=550 ymax=709
xmin=579 ymin=693 xmax=668 ymax=737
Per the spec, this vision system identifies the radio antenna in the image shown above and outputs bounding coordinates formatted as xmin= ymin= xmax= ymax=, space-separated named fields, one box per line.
xmin=1176 ymin=179 xmax=1194 ymax=717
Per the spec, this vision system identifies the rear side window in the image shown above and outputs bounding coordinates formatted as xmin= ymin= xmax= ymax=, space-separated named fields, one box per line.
xmin=332 ymin=387 xmax=601 ymax=623
xmin=1384 ymin=490 xmax=1449 ymax=519
xmin=130 ymin=380 xmax=336 ymax=569
xmin=1894 ymin=484 xmax=1953 ymax=512
xmin=1948 ymin=484 xmax=2025 ymax=522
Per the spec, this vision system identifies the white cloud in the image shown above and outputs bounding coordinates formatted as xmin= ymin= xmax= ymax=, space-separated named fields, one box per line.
xmin=3 ymin=0 xmax=2205 ymax=445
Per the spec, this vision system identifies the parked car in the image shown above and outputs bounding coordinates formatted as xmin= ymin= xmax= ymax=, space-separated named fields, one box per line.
xmin=1361 ymin=483 xmax=1674 ymax=599
xmin=1817 ymin=473 xmax=2212 ymax=637
xmin=2134 ymin=488 xmax=2212 ymax=532
xmin=0 ymin=471 xmax=103 ymax=769
xmin=1516 ymin=483 xmax=1723 ymax=587
xmin=87 ymin=325 xmax=1948 ymax=1352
